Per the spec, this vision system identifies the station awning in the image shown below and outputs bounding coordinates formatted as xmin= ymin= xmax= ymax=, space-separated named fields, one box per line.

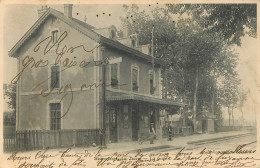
xmin=106 ymin=90 xmax=186 ymax=107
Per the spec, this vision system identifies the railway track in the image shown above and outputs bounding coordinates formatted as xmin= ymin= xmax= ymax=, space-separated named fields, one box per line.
xmin=159 ymin=132 xmax=256 ymax=152
xmin=122 ymin=132 xmax=256 ymax=153
xmin=187 ymin=133 xmax=254 ymax=146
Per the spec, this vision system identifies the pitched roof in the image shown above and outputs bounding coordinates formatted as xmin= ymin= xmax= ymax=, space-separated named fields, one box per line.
xmin=9 ymin=8 xmax=163 ymax=66
xmin=71 ymin=17 xmax=95 ymax=30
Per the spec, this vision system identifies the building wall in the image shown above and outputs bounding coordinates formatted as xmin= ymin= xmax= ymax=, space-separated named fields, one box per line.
xmin=16 ymin=14 xmax=163 ymax=133
xmin=104 ymin=47 xmax=161 ymax=97
xmin=17 ymin=16 xmax=99 ymax=130
xmin=19 ymin=91 xmax=95 ymax=130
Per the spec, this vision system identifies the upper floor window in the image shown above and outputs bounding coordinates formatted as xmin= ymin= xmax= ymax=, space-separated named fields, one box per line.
xmin=149 ymin=45 xmax=152 ymax=55
xmin=111 ymin=30 xmax=116 ymax=39
xmin=51 ymin=66 xmax=60 ymax=89
xmin=111 ymin=63 xmax=118 ymax=89
xmin=51 ymin=30 xmax=58 ymax=43
xmin=131 ymin=65 xmax=139 ymax=92
xmin=50 ymin=103 xmax=61 ymax=130
xmin=131 ymin=39 xmax=136 ymax=47
xmin=149 ymin=71 xmax=155 ymax=94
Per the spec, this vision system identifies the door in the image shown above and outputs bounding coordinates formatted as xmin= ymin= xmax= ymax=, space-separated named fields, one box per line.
xmin=132 ymin=106 xmax=139 ymax=141
xmin=109 ymin=106 xmax=118 ymax=142
xmin=202 ymin=120 xmax=207 ymax=133
xmin=150 ymin=108 xmax=156 ymax=132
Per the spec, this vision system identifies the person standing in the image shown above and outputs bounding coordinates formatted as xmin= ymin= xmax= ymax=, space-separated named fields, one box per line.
xmin=167 ymin=122 xmax=173 ymax=141
xmin=150 ymin=123 xmax=156 ymax=144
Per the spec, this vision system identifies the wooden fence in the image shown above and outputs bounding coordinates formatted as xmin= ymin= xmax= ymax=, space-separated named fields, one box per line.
xmin=4 ymin=129 xmax=100 ymax=152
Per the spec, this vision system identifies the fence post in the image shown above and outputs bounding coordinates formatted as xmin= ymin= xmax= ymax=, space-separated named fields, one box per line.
xmin=58 ymin=131 xmax=61 ymax=147
xmin=18 ymin=131 xmax=20 ymax=149
xmin=42 ymin=130 xmax=45 ymax=149
xmin=23 ymin=130 xmax=26 ymax=150
xmin=28 ymin=130 xmax=31 ymax=150
xmin=73 ymin=130 xmax=77 ymax=147
xmin=36 ymin=130 xmax=39 ymax=149
xmin=32 ymin=130 xmax=35 ymax=149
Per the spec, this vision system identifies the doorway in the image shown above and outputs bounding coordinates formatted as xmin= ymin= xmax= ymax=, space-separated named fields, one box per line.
xmin=202 ymin=120 xmax=207 ymax=133
xmin=132 ymin=105 xmax=139 ymax=141
xmin=109 ymin=106 xmax=118 ymax=142
xmin=150 ymin=108 xmax=156 ymax=132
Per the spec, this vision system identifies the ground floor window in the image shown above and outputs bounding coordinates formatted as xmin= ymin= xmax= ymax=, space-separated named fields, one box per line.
xmin=50 ymin=103 xmax=61 ymax=130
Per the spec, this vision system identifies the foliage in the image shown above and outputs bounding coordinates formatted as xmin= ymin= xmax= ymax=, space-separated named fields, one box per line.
xmin=3 ymin=111 xmax=16 ymax=126
xmin=120 ymin=4 xmax=248 ymax=128
xmin=219 ymin=73 xmax=241 ymax=126
xmin=238 ymin=89 xmax=247 ymax=108
xmin=4 ymin=84 xmax=16 ymax=114
xmin=166 ymin=4 xmax=257 ymax=46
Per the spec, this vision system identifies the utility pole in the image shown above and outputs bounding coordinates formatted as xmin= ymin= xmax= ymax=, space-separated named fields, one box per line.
xmin=100 ymin=46 xmax=107 ymax=148
xmin=102 ymin=48 xmax=106 ymax=130
xmin=151 ymin=25 xmax=155 ymax=71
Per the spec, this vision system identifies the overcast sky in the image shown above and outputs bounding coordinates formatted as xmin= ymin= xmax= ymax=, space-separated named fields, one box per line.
xmin=2 ymin=4 xmax=258 ymax=123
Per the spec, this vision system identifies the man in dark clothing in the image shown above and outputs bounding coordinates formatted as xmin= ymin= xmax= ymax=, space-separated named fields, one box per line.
xmin=167 ymin=123 xmax=173 ymax=141
xmin=99 ymin=129 xmax=106 ymax=148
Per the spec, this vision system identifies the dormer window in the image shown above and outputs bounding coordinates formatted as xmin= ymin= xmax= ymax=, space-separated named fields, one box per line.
xmin=149 ymin=45 xmax=152 ymax=55
xmin=111 ymin=30 xmax=116 ymax=39
xmin=131 ymin=39 xmax=136 ymax=47
xmin=51 ymin=30 xmax=58 ymax=43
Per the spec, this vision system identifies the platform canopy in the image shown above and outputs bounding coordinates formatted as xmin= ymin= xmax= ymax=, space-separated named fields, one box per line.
xmin=106 ymin=90 xmax=186 ymax=107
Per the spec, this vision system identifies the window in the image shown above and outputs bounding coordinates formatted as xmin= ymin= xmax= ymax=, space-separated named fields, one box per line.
xmin=111 ymin=30 xmax=115 ymax=39
xmin=148 ymin=45 xmax=152 ymax=55
xmin=111 ymin=63 xmax=118 ymax=89
xmin=110 ymin=106 xmax=116 ymax=128
xmin=51 ymin=66 xmax=60 ymax=89
xmin=149 ymin=72 xmax=155 ymax=94
xmin=123 ymin=105 xmax=129 ymax=128
xmin=131 ymin=64 xmax=139 ymax=92
xmin=131 ymin=39 xmax=136 ymax=47
xmin=144 ymin=116 xmax=149 ymax=128
xmin=132 ymin=66 xmax=139 ymax=92
xmin=50 ymin=103 xmax=61 ymax=130
xmin=52 ymin=30 xmax=58 ymax=43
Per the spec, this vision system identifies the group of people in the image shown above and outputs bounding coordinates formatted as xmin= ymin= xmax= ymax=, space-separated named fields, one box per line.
xmin=99 ymin=123 xmax=174 ymax=146
xmin=150 ymin=122 xmax=175 ymax=144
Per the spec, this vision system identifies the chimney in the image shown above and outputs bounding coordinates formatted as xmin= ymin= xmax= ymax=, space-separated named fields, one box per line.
xmin=37 ymin=5 xmax=48 ymax=18
xmin=64 ymin=4 xmax=73 ymax=18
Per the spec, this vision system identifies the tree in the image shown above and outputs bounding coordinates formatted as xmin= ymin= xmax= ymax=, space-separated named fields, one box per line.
xmin=120 ymin=4 xmax=242 ymax=132
xmin=166 ymin=4 xmax=257 ymax=46
xmin=219 ymin=74 xmax=241 ymax=126
xmin=238 ymin=89 xmax=247 ymax=126
xmin=4 ymin=84 xmax=16 ymax=122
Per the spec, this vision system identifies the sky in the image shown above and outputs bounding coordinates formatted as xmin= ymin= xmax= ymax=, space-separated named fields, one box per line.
xmin=2 ymin=4 xmax=258 ymax=123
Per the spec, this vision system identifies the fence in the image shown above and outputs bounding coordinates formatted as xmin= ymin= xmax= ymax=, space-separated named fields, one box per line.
xmin=4 ymin=129 xmax=100 ymax=152
xmin=162 ymin=126 xmax=193 ymax=137
xmin=216 ymin=126 xmax=243 ymax=132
